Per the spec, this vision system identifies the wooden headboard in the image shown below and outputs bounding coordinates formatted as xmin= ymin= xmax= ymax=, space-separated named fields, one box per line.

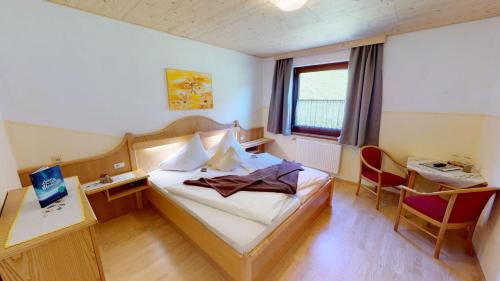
xmin=128 ymin=116 xmax=236 ymax=172
xmin=17 ymin=116 xmax=263 ymax=186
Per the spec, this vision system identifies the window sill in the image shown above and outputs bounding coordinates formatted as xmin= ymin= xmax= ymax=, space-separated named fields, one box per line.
xmin=291 ymin=132 xmax=339 ymax=141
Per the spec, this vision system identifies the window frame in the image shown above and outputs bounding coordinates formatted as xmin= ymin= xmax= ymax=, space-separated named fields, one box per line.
xmin=291 ymin=61 xmax=349 ymax=139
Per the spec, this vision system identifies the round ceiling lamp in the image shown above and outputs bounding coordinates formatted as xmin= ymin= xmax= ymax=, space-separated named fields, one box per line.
xmin=272 ymin=0 xmax=309 ymax=12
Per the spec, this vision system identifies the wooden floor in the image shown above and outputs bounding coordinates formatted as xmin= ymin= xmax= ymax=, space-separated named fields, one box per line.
xmin=96 ymin=181 xmax=484 ymax=281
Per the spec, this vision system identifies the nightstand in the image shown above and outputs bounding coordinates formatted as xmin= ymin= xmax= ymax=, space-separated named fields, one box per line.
xmin=241 ymin=138 xmax=274 ymax=154
xmin=82 ymin=170 xmax=149 ymax=222
xmin=0 ymin=177 xmax=105 ymax=281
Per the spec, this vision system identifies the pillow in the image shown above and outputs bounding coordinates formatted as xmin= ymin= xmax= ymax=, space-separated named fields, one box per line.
xmin=159 ymin=133 xmax=209 ymax=171
xmin=211 ymin=147 xmax=242 ymax=172
xmin=208 ymin=129 xmax=248 ymax=160
xmin=207 ymin=146 xmax=226 ymax=167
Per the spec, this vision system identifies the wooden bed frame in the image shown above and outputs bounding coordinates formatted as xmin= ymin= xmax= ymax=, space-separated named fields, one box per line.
xmin=17 ymin=116 xmax=333 ymax=281
xmin=127 ymin=116 xmax=334 ymax=281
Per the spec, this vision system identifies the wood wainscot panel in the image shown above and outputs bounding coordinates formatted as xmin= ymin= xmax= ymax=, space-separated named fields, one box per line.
xmin=18 ymin=136 xmax=133 ymax=187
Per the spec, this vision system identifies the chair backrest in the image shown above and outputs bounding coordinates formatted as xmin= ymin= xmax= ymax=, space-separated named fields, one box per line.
xmin=449 ymin=190 xmax=497 ymax=223
xmin=360 ymin=146 xmax=382 ymax=173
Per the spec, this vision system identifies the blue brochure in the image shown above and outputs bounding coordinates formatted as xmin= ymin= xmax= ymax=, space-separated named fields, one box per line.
xmin=29 ymin=165 xmax=68 ymax=208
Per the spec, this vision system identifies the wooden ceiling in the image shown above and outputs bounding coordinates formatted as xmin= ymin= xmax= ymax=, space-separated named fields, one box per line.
xmin=49 ymin=0 xmax=500 ymax=57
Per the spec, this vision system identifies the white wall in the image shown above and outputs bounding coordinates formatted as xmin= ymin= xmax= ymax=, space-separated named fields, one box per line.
xmin=474 ymin=109 xmax=500 ymax=281
xmin=382 ymin=17 xmax=500 ymax=115
xmin=0 ymin=112 xmax=21 ymax=207
xmin=0 ymin=0 xmax=263 ymax=167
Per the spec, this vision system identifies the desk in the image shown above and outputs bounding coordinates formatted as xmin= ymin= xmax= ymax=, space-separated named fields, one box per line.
xmin=241 ymin=138 xmax=274 ymax=153
xmin=0 ymin=177 xmax=105 ymax=281
xmin=407 ymin=157 xmax=487 ymax=189
xmin=82 ymin=169 xmax=149 ymax=222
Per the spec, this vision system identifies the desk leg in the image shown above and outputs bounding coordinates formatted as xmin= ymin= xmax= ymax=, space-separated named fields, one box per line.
xmin=136 ymin=192 xmax=143 ymax=209
xmin=408 ymin=170 xmax=417 ymax=190
xmin=257 ymin=144 xmax=265 ymax=153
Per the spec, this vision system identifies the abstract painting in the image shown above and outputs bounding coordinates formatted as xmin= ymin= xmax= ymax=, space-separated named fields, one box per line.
xmin=166 ymin=68 xmax=213 ymax=110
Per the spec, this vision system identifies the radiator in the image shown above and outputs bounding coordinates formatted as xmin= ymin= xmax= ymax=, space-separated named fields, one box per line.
xmin=295 ymin=138 xmax=342 ymax=174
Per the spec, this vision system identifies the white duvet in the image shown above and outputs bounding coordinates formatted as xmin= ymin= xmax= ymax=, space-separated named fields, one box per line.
xmin=149 ymin=153 xmax=329 ymax=226
xmin=167 ymin=182 xmax=291 ymax=225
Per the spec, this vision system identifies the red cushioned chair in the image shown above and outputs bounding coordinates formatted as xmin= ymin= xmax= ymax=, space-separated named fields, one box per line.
xmin=357 ymin=145 xmax=408 ymax=210
xmin=394 ymin=184 xmax=498 ymax=258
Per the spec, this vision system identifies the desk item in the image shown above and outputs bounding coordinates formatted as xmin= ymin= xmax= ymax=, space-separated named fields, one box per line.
xmin=448 ymin=160 xmax=464 ymax=167
xmin=99 ymin=174 xmax=113 ymax=184
xmin=29 ymin=165 xmax=67 ymax=208
xmin=463 ymin=163 xmax=474 ymax=173
xmin=420 ymin=162 xmax=462 ymax=172
xmin=407 ymin=157 xmax=487 ymax=188
xmin=0 ymin=176 xmax=105 ymax=281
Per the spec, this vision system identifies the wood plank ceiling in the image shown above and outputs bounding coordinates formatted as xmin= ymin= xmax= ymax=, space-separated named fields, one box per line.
xmin=49 ymin=0 xmax=500 ymax=57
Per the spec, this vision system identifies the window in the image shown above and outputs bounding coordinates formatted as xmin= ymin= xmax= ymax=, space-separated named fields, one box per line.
xmin=291 ymin=62 xmax=348 ymax=138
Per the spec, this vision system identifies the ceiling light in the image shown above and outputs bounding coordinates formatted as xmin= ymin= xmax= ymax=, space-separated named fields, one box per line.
xmin=272 ymin=0 xmax=309 ymax=12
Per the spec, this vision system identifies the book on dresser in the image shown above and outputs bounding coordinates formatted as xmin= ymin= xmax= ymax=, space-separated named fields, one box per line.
xmin=29 ymin=165 xmax=68 ymax=208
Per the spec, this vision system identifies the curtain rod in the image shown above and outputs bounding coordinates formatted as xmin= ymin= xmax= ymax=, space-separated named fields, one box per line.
xmin=272 ymin=34 xmax=387 ymax=60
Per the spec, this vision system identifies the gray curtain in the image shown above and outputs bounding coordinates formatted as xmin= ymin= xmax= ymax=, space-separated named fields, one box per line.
xmin=267 ymin=58 xmax=293 ymax=135
xmin=339 ymin=44 xmax=383 ymax=147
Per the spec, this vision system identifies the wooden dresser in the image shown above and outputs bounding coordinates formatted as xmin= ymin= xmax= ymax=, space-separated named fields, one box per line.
xmin=0 ymin=178 xmax=105 ymax=281
xmin=241 ymin=137 xmax=274 ymax=153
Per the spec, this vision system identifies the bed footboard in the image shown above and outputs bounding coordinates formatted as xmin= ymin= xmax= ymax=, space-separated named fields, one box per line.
xmin=145 ymin=179 xmax=333 ymax=281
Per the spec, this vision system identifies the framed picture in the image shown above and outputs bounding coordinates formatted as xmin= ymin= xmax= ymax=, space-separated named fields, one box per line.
xmin=166 ymin=68 xmax=213 ymax=110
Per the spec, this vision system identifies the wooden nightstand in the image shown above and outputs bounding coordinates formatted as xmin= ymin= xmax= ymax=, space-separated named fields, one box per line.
xmin=241 ymin=138 xmax=274 ymax=153
xmin=82 ymin=170 xmax=149 ymax=222
xmin=0 ymin=177 xmax=105 ymax=281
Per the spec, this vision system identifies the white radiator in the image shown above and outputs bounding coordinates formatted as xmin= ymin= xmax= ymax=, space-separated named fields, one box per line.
xmin=295 ymin=138 xmax=342 ymax=174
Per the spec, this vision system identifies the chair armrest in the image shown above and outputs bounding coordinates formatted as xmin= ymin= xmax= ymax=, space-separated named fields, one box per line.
xmin=399 ymin=185 xmax=499 ymax=196
xmin=382 ymin=150 xmax=407 ymax=170
xmin=398 ymin=185 xmax=421 ymax=195
xmin=392 ymin=159 xmax=408 ymax=170
xmin=360 ymin=157 xmax=383 ymax=174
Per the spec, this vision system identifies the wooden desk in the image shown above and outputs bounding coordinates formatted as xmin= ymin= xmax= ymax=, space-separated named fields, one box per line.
xmin=407 ymin=157 xmax=487 ymax=189
xmin=241 ymin=138 xmax=274 ymax=153
xmin=83 ymin=170 xmax=149 ymax=222
xmin=0 ymin=177 xmax=105 ymax=281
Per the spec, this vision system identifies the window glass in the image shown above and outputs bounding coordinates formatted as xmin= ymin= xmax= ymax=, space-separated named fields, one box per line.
xmin=292 ymin=62 xmax=348 ymax=137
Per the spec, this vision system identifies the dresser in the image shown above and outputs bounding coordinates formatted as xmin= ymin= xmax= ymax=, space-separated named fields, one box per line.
xmin=0 ymin=177 xmax=105 ymax=281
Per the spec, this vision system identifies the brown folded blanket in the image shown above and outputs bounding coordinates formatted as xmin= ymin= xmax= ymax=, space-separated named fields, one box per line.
xmin=184 ymin=160 xmax=304 ymax=197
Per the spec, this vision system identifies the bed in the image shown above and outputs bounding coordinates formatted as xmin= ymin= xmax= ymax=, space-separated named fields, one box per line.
xmin=127 ymin=116 xmax=334 ymax=281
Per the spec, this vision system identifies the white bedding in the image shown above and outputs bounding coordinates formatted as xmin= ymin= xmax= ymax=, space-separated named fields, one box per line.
xmin=148 ymin=153 xmax=330 ymax=253
xmin=149 ymin=153 xmax=329 ymax=225
xmin=166 ymin=192 xmax=299 ymax=254
xmin=167 ymin=183 xmax=291 ymax=225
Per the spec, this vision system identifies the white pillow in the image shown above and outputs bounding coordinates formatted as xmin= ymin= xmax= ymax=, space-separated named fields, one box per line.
xmin=208 ymin=129 xmax=248 ymax=160
xmin=207 ymin=146 xmax=225 ymax=167
xmin=211 ymin=147 xmax=242 ymax=172
xmin=159 ymin=133 xmax=209 ymax=171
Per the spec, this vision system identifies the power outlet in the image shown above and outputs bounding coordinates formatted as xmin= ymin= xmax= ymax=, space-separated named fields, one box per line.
xmin=51 ymin=155 xmax=63 ymax=163
xmin=113 ymin=162 xmax=125 ymax=170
